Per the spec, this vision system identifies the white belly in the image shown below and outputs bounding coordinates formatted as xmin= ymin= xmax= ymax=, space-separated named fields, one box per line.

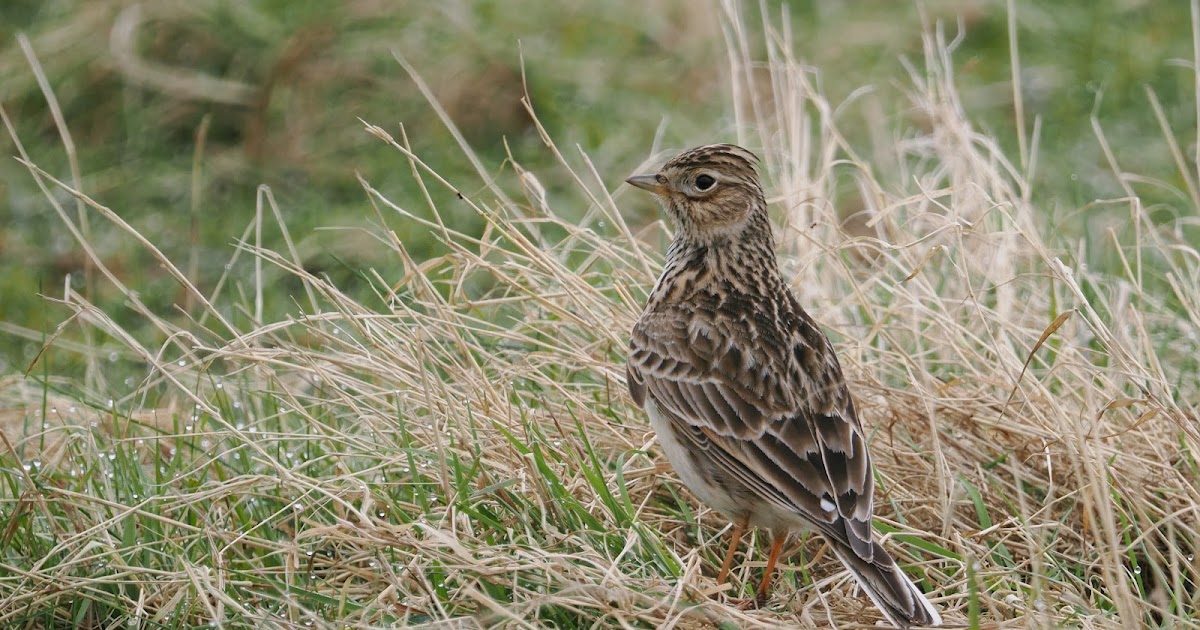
xmin=645 ymin=399 xmax=818 ymax=533
xmin=645 ymin=398 xmax=750 ymax=519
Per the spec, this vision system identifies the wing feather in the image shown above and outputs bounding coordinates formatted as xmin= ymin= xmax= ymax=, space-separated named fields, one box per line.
xmin=629 ymin=302 xmax=876 ymax=561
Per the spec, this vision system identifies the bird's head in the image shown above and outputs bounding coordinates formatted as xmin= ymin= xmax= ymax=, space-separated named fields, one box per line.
xmin=625 ymin=143 xmax=767 ymax=243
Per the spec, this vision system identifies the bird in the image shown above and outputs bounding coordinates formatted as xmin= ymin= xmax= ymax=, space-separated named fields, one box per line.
xmin=624 ymin=143 xmax=942 ymax=628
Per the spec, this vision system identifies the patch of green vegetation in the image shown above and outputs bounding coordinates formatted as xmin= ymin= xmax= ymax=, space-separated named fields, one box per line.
xmin=4 ymin=1 xmax=1198 ymax=379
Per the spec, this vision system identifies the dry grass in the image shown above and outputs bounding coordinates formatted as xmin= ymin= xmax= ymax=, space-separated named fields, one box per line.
xmin=2 ymin=4 xmax=1199 ymax=629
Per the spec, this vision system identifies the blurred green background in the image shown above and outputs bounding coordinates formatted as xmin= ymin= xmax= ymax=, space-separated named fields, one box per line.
xmin=1 ymin=0 xmax=1194 ymax=384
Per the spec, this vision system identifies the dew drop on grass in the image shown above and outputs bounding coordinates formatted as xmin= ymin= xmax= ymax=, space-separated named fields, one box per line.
xmin=1133 ymin=566 xmax=1141 ymax=575
xmin=215 ymin=382 xmax=224 ymax=389
xmin=178 ymin=360 xmax=186 ymax=367
xmin=108 ymin=352 xmax=119 ymax=363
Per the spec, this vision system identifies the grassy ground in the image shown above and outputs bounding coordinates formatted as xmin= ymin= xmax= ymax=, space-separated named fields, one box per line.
xmin=2 ymin=1 xmax=1199 ymax=628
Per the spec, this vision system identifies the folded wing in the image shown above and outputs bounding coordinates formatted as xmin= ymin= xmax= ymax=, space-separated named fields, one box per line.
xmin=628 ymin=306 xmax=875 ymax=561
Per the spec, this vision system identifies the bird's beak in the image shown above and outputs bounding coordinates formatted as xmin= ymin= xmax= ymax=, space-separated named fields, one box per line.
xmin=625 ymin=173 xmax=665 ymax=194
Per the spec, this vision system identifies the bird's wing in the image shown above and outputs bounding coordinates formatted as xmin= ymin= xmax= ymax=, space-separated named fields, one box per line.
xmin=628 ymin=306 xmax=876 ymax=560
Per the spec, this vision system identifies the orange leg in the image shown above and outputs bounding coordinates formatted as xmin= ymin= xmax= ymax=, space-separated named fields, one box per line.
xmin=755 ymin=532 xmax=787 ymax=602
xmin=716 ymin=514 xmax=749 ymax=585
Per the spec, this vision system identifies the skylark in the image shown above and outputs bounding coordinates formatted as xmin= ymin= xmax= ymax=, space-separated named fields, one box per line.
xmin=625 ymin=144 xmax=942 ymax=628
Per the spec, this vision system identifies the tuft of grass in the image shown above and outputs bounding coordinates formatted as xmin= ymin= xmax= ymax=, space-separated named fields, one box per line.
xmin=2 ymin=2 xmax=1199 ymax=629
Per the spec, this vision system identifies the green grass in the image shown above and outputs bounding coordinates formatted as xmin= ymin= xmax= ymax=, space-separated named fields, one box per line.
xmin=2 ymin=1 xmax=1200 ymax=628
xmin=3 ymin=0 xmax=1198 ymax=377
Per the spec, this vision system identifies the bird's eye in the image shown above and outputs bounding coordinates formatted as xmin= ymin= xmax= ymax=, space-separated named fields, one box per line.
xmin=695 ymin=174 xmax=716 ymax=191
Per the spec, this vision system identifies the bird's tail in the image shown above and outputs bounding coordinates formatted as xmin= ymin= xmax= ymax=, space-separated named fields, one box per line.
xmin=830 ymin=541 xmax=942 ymax=628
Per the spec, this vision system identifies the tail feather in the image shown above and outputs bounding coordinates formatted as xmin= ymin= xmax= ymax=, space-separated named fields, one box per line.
xmin=830 ymin=541 xmax=942 ymax=628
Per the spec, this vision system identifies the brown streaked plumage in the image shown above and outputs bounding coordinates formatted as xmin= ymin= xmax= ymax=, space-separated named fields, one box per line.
xmin=625 ymin=144 xmax=941 ymax=628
